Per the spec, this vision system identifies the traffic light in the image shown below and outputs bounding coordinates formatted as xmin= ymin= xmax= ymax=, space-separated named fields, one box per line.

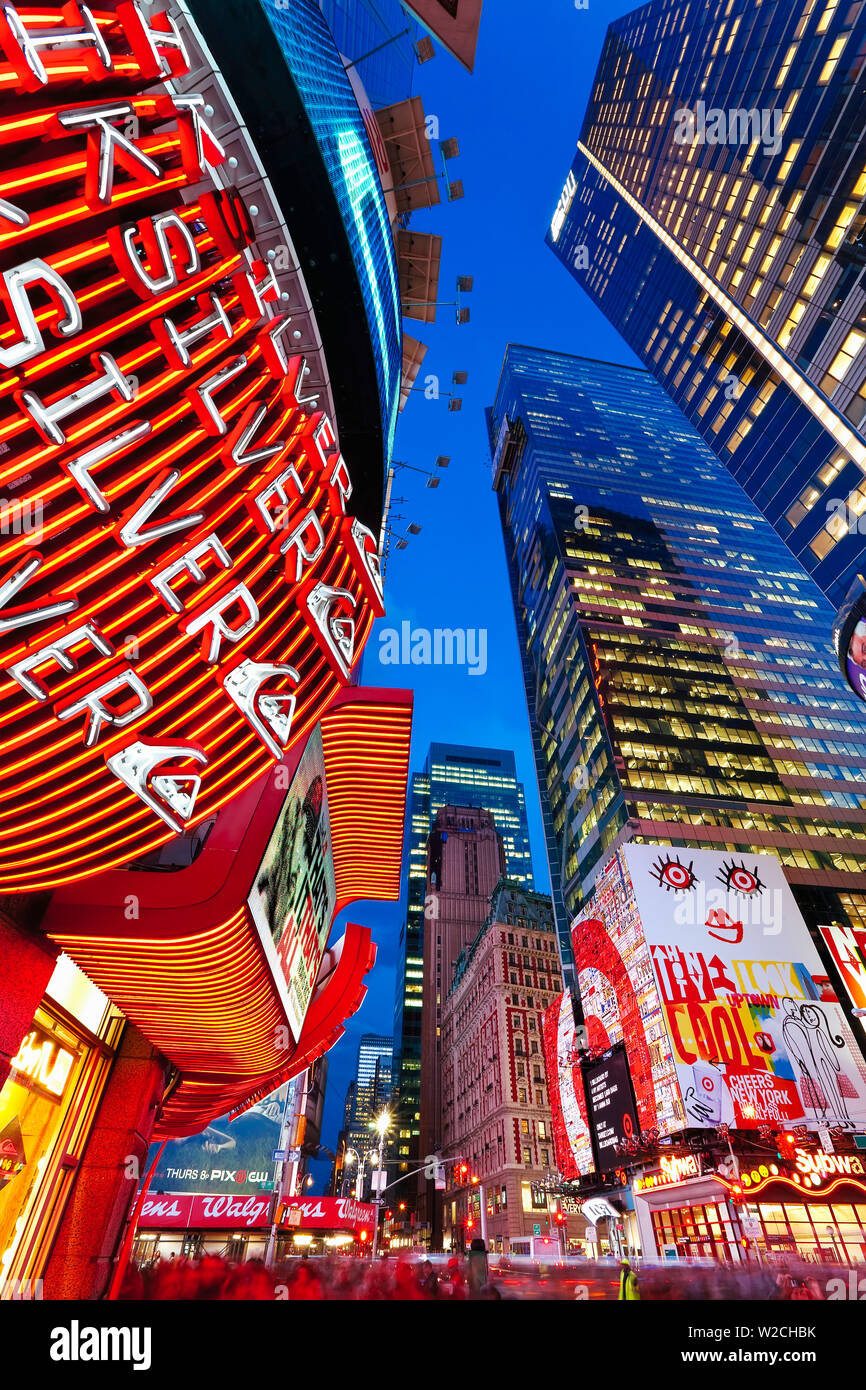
xmin=555 ymin=1212 xmax=565 ymax=1225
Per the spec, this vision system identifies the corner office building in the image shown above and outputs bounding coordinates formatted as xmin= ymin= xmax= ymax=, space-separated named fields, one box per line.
xmin=547 ymin=0 xmax=866 ymax=607
xmin=490 ymin=344 xmax=866 ymax=944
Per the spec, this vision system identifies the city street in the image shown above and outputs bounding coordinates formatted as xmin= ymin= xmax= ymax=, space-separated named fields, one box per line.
xmin=1 ymin=0 xmax=866 ymax=1374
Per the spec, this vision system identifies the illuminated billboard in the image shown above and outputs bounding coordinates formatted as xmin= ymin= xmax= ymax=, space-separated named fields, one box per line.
xmin=583 ymin=1045 xmax=638 ymax=1172
xmin=149 ymin=1083 xmax=290 ymax=1194
xmin=248 ymin=725 xmax=336 ymax=1042
xmin=258 ymin=0 xmax=402 ymax=462
xmin=820 ymin=923 xmax=866 ymax=1017
xmin=0 ymin=3 xmax=385 ymax=890
xmin=833 ymin=573 xmax=866 ymax=702
xmin=625 ymin=844 xmax=866 ymax=1132
xmin=545 ymin=846 xmax=866 ymax=1177
xmin=542 ymin=991 xmax=592 ymax=1179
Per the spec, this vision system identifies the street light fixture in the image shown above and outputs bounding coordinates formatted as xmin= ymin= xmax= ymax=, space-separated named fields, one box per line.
xmin=371 ymin=1110 xmax=391 ymax=1260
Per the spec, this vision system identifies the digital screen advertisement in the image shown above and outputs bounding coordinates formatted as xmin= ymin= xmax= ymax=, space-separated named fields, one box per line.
xmin=148 ymin=1085 xmax=291 ymax=1195
xmin=583 ymin=1045 xmax=638 ymax=1171
xmin=545 ymin=846 xmax=866 ymax=1182
xmin=248 ymin=726 xmax=337 ymax=1044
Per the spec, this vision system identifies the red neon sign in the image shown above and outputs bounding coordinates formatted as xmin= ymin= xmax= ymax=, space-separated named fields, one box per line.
xmin=0 ymin=5 xmax=384 ymax=889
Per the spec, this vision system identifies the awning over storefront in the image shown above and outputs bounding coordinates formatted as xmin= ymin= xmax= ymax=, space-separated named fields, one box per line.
xmin=633 ymin=1173 xmax=729 ymax=1212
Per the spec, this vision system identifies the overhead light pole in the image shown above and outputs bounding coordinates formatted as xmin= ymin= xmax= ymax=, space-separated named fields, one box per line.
xmin=371 ymin=1109 xmax=391 ymax=1259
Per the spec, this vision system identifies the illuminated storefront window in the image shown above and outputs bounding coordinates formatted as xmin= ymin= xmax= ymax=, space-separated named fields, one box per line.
xmin=0 ymin=957 xmax=122 ymax=1294
xmin=650 ymin=1196 xmax=866 ymax=1264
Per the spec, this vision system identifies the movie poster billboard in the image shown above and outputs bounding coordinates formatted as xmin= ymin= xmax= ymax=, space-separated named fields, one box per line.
xmin=623 ymin=844 xmax=866 ymax=1132
xmin=148 ymin=1083 xmax=292 ymax=1195
xmin=248 ymin=725 xmax=337 ymax=1044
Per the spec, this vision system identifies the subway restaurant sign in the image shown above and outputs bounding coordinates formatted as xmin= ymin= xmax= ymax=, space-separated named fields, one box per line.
xmin=634 ymin=1153 xmax=703 ymax=1192
xmin=0 ymin=4 xmax=384 ymax=889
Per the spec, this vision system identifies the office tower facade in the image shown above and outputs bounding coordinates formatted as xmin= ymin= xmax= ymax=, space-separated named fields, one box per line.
xmin=391 ymin=744 xmax=534 ymax=1208
xmin=335 ymin=1035 xmax=393 ymax=1198
xmin=419 ymin=807 xmax=506 ymax=1239
xmin=490 ymin=344 xmax=866 ymax=939
xmin=546 ymin=0 xmax=866 ymax=607
xmin=440 ymin=880 xmax=586 ymax=1256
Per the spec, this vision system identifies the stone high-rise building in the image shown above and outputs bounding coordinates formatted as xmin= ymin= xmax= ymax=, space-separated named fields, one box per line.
xmin=418 ymin=806 xmax=506 ymax=1238
xmin=440 ymin=880 xmax=584 ymax=1257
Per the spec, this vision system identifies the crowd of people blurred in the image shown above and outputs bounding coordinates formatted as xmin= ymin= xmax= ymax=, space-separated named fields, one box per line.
xmin=119 ymin=1249 xmax=500 ymax=1301
xmin=117 ymin=1246 xmax=846 ymax=1301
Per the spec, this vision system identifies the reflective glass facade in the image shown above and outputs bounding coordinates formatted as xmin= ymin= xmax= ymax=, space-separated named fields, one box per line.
xmin=491 ymin=345 xmax=866 ymax=950
xmin=392 ymin=744 xmax=533 ymax=1189
xmin=261 ymin=0 xmax=403 ymax=460
xmin=546 ymin=0 xmax=866 ymax=608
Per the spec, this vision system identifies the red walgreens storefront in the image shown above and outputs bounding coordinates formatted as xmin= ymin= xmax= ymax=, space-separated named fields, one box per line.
xmin=136 ymin=1192 xmax=274 ymax=1262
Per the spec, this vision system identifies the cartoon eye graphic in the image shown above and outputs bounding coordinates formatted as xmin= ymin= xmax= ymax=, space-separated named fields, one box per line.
xmin=650 ymin=854 xmax=699 ymax=893
xmin=716 ymin=859 xmax=765 ymax=896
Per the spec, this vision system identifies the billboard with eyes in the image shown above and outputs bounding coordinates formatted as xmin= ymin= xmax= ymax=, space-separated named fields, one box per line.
xmin=544 ymin=845 xmax=866 ymax=1177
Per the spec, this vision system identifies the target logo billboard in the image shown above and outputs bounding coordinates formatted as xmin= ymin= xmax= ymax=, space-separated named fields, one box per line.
xmin=0 ymin=4 xmax=384 ymax=890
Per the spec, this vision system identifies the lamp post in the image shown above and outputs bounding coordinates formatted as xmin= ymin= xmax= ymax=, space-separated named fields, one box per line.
xmin=371 ymin=1110 xmax=391 ymax=1259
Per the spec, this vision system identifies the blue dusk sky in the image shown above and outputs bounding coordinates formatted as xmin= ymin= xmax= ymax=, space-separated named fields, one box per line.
xmin=313 ymin=0 xmax=642 ymax=1183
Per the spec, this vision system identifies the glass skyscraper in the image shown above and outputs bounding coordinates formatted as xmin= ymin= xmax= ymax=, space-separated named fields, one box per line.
xmin=546 ymin=0 xmax=866 ymax=608
xmin=335 ymin=1035 xmax=393 ymax=1197
xmin=490 ymin=345 xmax=866 ymax=955
xmin=392 ymin=743 xmax=533 ymax=1190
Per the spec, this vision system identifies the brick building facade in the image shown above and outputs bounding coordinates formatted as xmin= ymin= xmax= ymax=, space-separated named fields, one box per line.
xmin=439 ymin=880 xmax=587 ymax=1255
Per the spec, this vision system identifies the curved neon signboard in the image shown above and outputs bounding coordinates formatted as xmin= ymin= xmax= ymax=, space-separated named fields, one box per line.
xmin=0 ymin=3 xmax=385 ymax=890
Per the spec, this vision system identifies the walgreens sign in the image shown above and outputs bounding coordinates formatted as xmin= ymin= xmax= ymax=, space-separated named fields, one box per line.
xmin=139 ymin=1192 xmax=273 ymax=1229
xmin=280 ymin=1196 xmax=375 ymax=1231
xmin=0 ymin=3 xmax=384 ymax=890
